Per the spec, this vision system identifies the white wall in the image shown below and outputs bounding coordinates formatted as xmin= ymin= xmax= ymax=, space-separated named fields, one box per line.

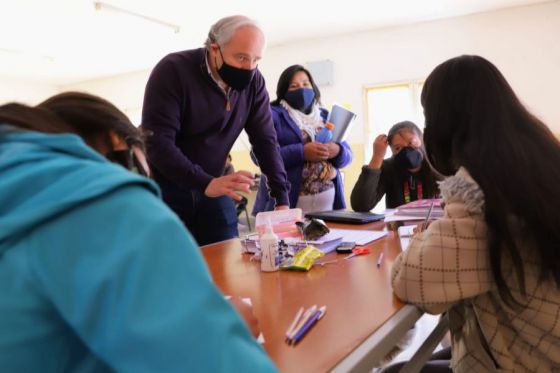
xmin=59 ymin=1 xmax=560 ymax=145
xmin=0 ymin=77 xmax=58 ymax=105
xmin=63 ymin=70 xmax=151 ymax=125
xmin=259 ymin=0 xmax=560 ymax=141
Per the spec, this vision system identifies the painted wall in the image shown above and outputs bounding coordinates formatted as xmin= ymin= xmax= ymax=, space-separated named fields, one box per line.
xmin=260 ymin=1 xmax=560 ymax=205
xmin=59 ymin=1 xmax=560 ymax=207
xmin=0 ymin=77 xmax=58 ymax=105
xmin=63 ymin=70 xmax=151 ymax=125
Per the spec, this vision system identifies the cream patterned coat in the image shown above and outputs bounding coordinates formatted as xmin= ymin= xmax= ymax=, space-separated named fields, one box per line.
xmin=392 ymin=167 xmax=560 ymax=372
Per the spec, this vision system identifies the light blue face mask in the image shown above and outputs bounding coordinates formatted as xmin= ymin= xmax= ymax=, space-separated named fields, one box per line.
xmin=284 ymin=88 xmax=315 ymax=111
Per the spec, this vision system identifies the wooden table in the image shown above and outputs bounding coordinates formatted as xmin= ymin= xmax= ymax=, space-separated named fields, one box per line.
xmin=201 ymin=221 xmax=422 ymax=372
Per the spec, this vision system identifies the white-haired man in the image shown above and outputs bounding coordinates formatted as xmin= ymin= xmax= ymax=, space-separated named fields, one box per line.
xmin=142 ymin=15 xmax=290 ymax=245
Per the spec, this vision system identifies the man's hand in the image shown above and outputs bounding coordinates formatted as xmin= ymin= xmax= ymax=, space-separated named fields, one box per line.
xmin=204 ymin=170 xmax=255 ymax=200
xmin=304 ymin=142 xmax=330 ymax=162
xmin=229 ymin=296 xmax=260 ymax=338
xmin=275 ymin=205 xmax=289 ymax=211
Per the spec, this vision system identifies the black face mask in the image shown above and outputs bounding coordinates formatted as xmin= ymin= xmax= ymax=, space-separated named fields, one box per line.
xmin=106 ymin=149 xmax=148 ymax=176
xmin=393 ymin=147 xmax=424 ymax=171
xmin=217 ymin=48 xmax=256 ymax=91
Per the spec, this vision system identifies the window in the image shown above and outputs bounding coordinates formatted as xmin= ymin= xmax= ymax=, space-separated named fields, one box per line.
xmin=364 ymin=82 xmax=424 ymax=162
xmin=362 ymin=81 xmax=424 ymax=212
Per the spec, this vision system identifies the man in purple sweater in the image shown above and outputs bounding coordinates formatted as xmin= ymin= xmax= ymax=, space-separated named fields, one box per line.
xmin=141 ymin=15 xmax=290 ymax=245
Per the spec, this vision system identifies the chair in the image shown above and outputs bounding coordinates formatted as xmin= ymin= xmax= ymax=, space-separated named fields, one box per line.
xmin=235 ymin=196 xmax=251 ymax=231
xmin=398 ymin=314 xmax=449 ymax=372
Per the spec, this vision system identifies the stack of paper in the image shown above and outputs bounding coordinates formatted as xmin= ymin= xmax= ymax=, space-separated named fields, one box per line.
xmin=320 ymin=229 xmax=388 ymax=246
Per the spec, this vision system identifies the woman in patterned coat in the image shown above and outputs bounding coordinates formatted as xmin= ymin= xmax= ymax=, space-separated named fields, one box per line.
xmin=391 ymin=55 xmax=560 ymax=372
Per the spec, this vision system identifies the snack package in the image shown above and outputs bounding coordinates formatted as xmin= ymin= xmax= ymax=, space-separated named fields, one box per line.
xmin=280 ymin=245 xmax=325 ymax=271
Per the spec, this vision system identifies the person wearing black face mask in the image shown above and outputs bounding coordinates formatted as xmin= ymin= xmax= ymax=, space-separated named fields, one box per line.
xmin=351 ymin=121 xmax=439 ymax=210
xmin=252 ymin=64 xmax=353 ymax=215
xmin=103 ymin=134 xmax=150 ymax=177
xmin=142 ymin=15 xmax=291 ymax=246
xmin=0 ymin=96 xmax=278 ymax=372
xmin=37 ymin=92 xmax=151 ymax=178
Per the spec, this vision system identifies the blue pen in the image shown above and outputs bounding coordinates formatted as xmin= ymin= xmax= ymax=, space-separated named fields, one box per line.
xmin=291 ymin=306 xmax=327 ymax=344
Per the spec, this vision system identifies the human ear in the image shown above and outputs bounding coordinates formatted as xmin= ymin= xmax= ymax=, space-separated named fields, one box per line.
xmin=108 ymin=130 xmax=128 ymax=151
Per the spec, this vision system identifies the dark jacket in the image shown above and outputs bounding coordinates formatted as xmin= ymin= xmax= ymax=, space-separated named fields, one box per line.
xmin=253 ymin=105 xmax=352 ymax=214
xmin=351 ymin=158 xmax=439 ymax=210
xmin=141 ymin=48 xmax=290 ymax=205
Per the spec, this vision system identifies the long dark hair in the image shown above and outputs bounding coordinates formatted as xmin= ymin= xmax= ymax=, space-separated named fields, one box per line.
xmin=0 ymin=92 xmax=145 ymax=154
xmin=271 ymin=64 xmax=321 ymax=108
xmin=38 ymin=92 xmax=145 ymax=152
xmin=421 ymin=55 xmax=560 ymax=305
xmin=0 ymin=103 xmax=73 ymax=134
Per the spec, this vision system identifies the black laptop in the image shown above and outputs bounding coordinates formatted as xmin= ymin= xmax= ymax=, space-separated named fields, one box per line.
xmin=305 ymin=210 xmax=384 ymax=224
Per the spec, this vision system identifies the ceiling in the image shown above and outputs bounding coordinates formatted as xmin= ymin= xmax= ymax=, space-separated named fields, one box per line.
xmin=0 ymin=0 xmax=552 ymax=85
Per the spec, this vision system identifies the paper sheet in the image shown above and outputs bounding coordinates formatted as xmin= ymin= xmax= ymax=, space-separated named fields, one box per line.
xmin=322 ymin=229 xmax=388 ymax=246
xmin=397 ymin=226 xmax=415 ymax=251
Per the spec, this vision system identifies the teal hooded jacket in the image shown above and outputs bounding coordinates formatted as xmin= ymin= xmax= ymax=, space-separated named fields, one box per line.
xmin=0 ymin=126 xmax=277 ymax=372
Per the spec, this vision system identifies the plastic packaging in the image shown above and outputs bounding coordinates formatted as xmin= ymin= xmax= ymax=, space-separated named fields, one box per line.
xmin=280 ymin=245 xmax=325 ymax=271
xmin=315 ymin=122 xmax=335 ymax=143
xmin=260 ymin=219 xmax=280 ymax=272
xmin=255 ymin=208 xmax=303 ymax=240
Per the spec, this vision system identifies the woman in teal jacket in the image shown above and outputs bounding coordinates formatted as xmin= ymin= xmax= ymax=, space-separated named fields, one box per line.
xmin=0 ymin=97 xmax=276 ymax=372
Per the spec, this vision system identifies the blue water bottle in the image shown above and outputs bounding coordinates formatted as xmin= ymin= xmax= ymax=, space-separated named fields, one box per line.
xmin=315 ymin=122 xmax=335 ymax=143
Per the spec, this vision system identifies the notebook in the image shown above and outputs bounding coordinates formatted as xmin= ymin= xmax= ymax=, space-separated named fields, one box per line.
xmin=395 ymin=198 xmax=444 ymax=218
xmin=305 ymin=210 xmax=384 ymax=224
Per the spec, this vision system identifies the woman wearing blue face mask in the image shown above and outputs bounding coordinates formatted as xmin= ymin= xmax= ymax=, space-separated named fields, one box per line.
xmin=252 ymin=64 xmax=353 ymax=214
xmin=351 ymin=121 xmax=439 ymax=210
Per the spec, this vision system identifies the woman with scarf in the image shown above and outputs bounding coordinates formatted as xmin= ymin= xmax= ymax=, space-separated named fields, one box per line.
xmin=351 ymin=121 xmax=439 ymax=210
xmin=253 ymin=64 xmax=352 ymax=214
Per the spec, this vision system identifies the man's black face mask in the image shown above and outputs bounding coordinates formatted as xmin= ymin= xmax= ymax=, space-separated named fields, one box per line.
xmin=216 ymin=48 xmax=256 ymax=91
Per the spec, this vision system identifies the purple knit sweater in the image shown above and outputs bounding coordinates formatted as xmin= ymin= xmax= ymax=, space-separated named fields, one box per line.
xmin=141 ymin=48 xmax=290 ymax=205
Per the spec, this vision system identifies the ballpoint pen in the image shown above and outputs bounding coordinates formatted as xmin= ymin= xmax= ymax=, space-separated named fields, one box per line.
xmin=285 ymin=307 xmax=304 ymax=341
xmin=291 ymin=306 xmax=327 ymax=344
xmin=376 ymin=252 xmax=384 ymax=268
xmin=422 ymin=200 xmax=435 ymax=231
xmin=287 ymin=305 xmax=317 ymax=342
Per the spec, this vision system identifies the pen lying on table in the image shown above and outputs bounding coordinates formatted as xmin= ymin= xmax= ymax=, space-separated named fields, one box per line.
xmin=285 ymin=305 xmax=327 ymax=345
